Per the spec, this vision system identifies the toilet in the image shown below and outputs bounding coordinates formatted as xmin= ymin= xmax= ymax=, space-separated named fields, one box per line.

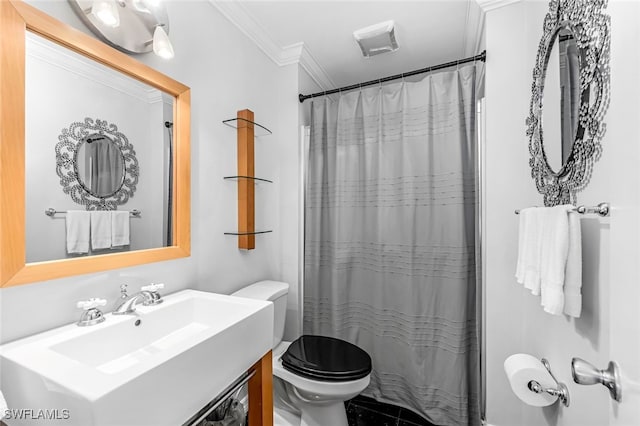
xmin=232 ymin=280 xmax=372 ymax=426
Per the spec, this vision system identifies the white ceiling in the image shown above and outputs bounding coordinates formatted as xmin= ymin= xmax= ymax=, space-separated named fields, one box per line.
xmin=210 ymin=1 xmax=486 ymax=91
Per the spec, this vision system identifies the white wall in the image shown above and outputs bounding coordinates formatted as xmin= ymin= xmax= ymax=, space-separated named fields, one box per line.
xmin=484 ymin=1 xmax=637 ymax=425
xmin=0 ymin=0 xmax=298 ymax=344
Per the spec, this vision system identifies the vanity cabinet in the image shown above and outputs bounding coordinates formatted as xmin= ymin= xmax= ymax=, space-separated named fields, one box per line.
xmin=247 ymin=352 xmax=273 ymax=426
xmin=223 ymin=110 xmax=273 ymax=249
xmin=0 ymin=289 xmax=273 ymax=426
xmin=185 ymin=351 xmax=273 ymax=426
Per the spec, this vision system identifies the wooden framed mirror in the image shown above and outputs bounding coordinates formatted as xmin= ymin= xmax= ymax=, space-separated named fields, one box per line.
xmin=0 ymin=0 xmax=190 ymax=287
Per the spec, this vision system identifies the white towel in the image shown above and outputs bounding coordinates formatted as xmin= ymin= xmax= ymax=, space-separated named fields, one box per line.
xmin=65 ymin=210 xmax=90 ymax=254
xmin=515 ymin=207 xmax=544 ymax=295
xmin=111 ymin=211 xmax=130 ymax=247
xmin=540 ymin=205 xmax=573 ymax=315
xmin=0 ymin=389 xmax=8 ymax=419
xmin=90 ymin=211 xmax=112 ymax=250
xmin=563 ymin=211 xmax=583 ymax=317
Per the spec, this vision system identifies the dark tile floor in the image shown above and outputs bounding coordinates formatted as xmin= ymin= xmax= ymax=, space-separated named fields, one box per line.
xmin=345 ymin=395 xmax=437 ymax=426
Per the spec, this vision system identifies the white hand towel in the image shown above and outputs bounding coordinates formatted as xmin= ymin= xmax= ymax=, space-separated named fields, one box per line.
xmin=563 ymin=211 xmax=583 ymax=317
xmin=65 ymin=210 xmax=90 ymax=254
xmin=90 ymin=211 xmax=112 ymax=250
xmin=111 ymin=211 xmax=130 ymax=247
xmin=0 ymin=389 xmax=8 ymax=419
xmin=540 ymin=205 xmax=572 ymax=315
xmin=515 ymin=207 xmax=544 ymax=295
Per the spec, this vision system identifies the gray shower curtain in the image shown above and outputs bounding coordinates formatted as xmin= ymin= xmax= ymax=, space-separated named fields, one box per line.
xmin=304 ymin=64 xmax=482 ymax=426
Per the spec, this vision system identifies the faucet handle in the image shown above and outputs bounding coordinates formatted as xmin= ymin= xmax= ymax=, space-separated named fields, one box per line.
xmin=77 ymin=298 xmax=107 ymax=310
xmin=141 ymin=283 xmax=164 ymax=306
xmin=76 ymin=298 xmax=106 ymax=327
xmin=141 ymin=283 xmax=164 ymax=292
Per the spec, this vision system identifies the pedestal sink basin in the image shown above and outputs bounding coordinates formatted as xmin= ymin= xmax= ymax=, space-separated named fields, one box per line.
xmin=0 ymin=289 xmax=273 ymax=426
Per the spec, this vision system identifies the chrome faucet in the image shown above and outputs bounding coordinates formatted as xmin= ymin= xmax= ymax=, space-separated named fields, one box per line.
xmin=114 ymin=284 xmax=130 ymax=311
xmin=112 ymin=283 xmax=164 ymax=315
xmin=112 ymin=291 xmax=153 ymax=315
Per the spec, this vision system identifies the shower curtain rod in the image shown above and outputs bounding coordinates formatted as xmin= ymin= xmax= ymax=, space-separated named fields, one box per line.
xmin=298 ymin=50 xmax=486 ymax=103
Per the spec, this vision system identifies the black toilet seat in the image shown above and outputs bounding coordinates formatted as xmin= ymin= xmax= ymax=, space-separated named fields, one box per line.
xmin=281 ymin=335 xmax=372 ymax=382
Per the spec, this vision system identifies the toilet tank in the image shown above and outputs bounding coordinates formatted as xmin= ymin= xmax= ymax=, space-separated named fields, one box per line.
xmin=231 ymin=280 xmax=289 ymax=349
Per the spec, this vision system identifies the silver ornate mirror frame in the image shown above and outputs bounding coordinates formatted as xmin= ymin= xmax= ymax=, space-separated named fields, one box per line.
xmin=56 ymin=117 xmax=139 ymax=210
xmin=526 ymin=0 xmax=611 ymax=206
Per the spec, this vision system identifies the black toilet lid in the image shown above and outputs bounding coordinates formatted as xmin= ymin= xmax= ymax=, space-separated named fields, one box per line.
xmin=281 ymin=335 xmax=372 ymax=382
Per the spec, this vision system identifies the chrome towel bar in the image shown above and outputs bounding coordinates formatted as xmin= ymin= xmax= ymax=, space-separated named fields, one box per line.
xmin=515 ymin=202 xmax=609 ymax=217
xmin=45 ymin=208 xmax=141 ymax=217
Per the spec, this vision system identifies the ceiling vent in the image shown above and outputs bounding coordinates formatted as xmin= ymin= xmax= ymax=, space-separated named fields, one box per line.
xmin=353 ymin=20 xmax=399 ymax=58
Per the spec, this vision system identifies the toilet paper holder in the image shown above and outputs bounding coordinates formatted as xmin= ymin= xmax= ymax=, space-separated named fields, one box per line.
xmin=527 ymin=358 xmax=570 ymax=407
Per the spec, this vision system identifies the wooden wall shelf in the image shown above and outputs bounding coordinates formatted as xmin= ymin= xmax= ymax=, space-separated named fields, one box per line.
xmin=223 ymin=109 xmax=271 ymax=249
xmin=224 ymin=230 xmax=273 ymax=236
xmin=223 ymin=176 xmax=273 ymax=184
xmin=222 ymin=117 xmax=272 ymax=136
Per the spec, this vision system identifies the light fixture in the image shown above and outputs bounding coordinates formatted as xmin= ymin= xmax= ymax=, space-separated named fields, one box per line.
xmin=69 ymin=0 xmax=174 ymax=59
xmin=90 ymin=0 xmax=120 ymax=28
xmin=353 ymin=20 xmax=399 ymax=58
xmin=153 ymin=25 xmax=174 ymax=59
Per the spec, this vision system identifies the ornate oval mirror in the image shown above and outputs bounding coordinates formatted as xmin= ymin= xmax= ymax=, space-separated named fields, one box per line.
xmin=526 ymin=0 xmax=610 ymax=206
xmin=56 ymin=118 xmax=139 ymax=210
xmin=75 ymin=133 xmax=125 ymax=197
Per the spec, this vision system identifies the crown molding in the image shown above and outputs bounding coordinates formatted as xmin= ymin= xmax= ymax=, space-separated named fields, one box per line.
xmin=280 ymin=42 xmax=335 ymax=89
xmin=208 ymin=1 xmax=284 ymax=65
xmin=148 ymin=90 xmax=173 ymax=105
xmin=208 ymin=0 xmax=333 ymax=91
xmin=280 ymin=42 xmax=305 ymax=66
xmin=26 ymin=33 xmax=160 ymax=104
xmin=475 ymin=0 xmax=522 ymax=12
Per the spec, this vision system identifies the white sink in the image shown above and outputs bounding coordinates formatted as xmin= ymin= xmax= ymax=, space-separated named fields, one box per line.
xmin=0 ymin=289 xmax=273 ymax=426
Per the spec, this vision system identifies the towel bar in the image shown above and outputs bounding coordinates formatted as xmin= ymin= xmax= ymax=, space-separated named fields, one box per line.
xmin=45 ymin=208 xmax=141 ymax=217
xmin=515 ymin=202 xmax=609 ymax=217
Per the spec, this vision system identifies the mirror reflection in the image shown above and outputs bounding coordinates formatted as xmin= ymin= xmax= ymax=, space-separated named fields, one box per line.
xmin=542 ymin=27 xmax=581 ymax=173
xmin=25 ymin=32 xmax=174 ymax=263
xmin=76 ymin=134 xmax=125 ymax=197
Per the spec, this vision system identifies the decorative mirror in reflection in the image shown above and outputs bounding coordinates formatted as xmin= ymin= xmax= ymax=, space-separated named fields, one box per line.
xmin=25 ymin=32 xmax=174 ymax=263
xmin=526 ymin=0 xmax=610 ymax=206
xmin=57 ymin=118 xmax=138 ymax=207
xmin=77 ymin=134 xmax=126 ymax=197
